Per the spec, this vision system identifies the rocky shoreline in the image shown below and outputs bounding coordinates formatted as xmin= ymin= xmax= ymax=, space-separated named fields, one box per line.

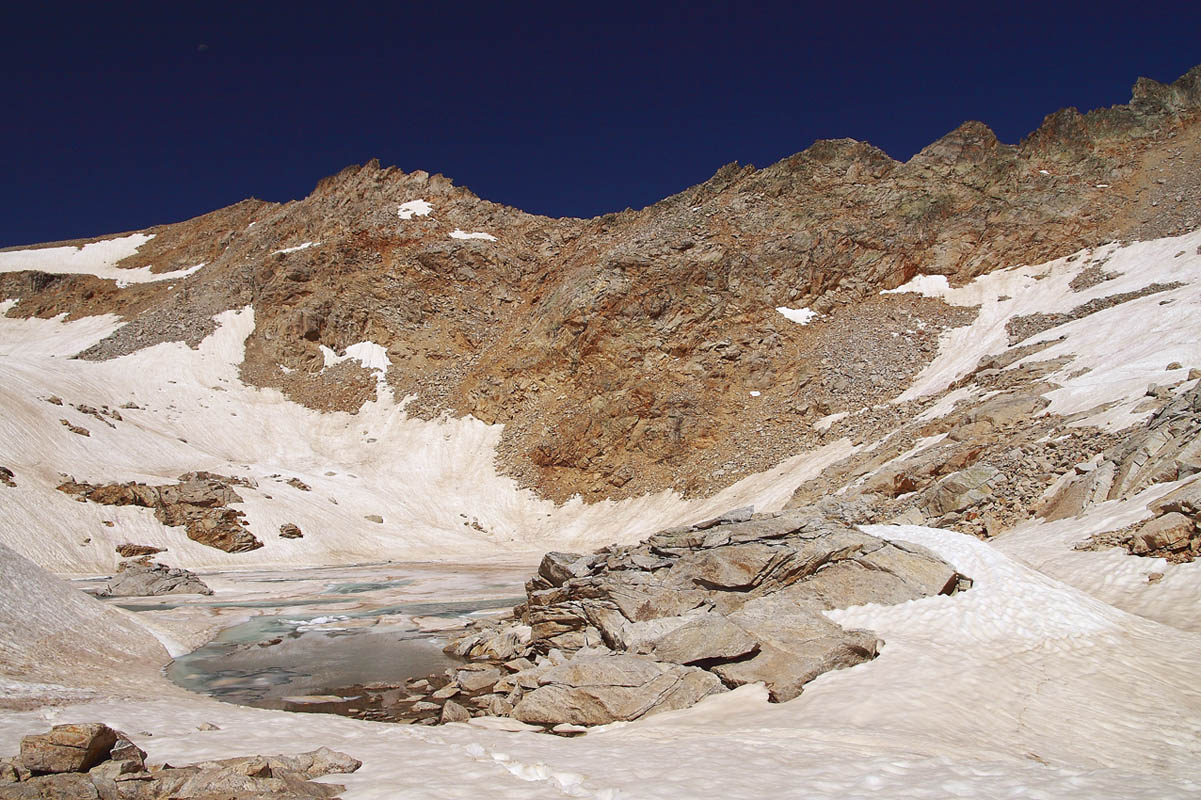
xmin=306 ymin=508 xmax=969 ymax=731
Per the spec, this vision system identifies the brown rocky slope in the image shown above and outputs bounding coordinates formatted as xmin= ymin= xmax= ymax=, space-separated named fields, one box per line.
xmin=3 ymin=64 xmax=1200 ymax=504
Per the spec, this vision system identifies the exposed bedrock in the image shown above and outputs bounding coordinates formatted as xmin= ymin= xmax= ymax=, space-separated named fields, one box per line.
xmin=400 ymin=509 xmax=971 ymax=728
xmin=57 ymin=472 xmax=263 ymax=553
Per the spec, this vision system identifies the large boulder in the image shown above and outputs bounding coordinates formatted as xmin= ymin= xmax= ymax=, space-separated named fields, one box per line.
xmin=18 ymin=724 xmax=118 ymax=774
xmin=3 ymin=726 xmax=360 ymax=799
xmin=922 ymin=463 xmax=1003 ymax=516
xmin=1129 ymin=512 xmax=1197 ymax=556
xmin=512 ymin=654 xmax=725 ymax=725
xmin=98 ymin=562 xmax=213 ymax=597
xmin=716 ymin=592 xmax=878 ymax=701
xmin=641 ymin=611 xmax=759 ymax=665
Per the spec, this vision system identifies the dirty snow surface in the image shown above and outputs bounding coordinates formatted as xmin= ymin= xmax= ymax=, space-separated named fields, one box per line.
xmin=3 ymin=228 xmax=1201 ymax=798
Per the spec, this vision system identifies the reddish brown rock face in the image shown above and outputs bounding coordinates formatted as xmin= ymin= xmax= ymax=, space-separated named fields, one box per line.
xmin=4 ymin=64 xmax=1200 ymax=504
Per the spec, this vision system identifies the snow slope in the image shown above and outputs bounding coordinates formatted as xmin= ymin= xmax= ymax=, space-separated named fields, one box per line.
xmin=892 ymin=227 xmax=1201 ymax=430
xmin=0 ymin=304 xmax=850 ymax=574
xmin=4 ymin=227 xmax=1201 ymax=797
xmin=0 ymin=233 xmax=204 ymax=284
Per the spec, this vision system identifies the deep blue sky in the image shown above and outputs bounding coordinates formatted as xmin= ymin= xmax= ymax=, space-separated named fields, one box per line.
xmin=2 ymin=1 xmax=1199 ymax=247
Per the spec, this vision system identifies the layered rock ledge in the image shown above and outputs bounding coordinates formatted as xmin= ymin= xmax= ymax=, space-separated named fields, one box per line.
xmin=376 ymin=510 xmax=970 ymax=729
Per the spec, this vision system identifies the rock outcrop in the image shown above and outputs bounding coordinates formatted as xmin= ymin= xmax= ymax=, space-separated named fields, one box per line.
xmin=1038 ymin=382 xmax=1201 ymax=521
xmin=0 ymin=723 xmax=360 ymax=799
xmin=57 ymin=472 xmax=263 ymax=553
xmin=371 ymin=510 xmax=968 ymax=728
xmin=98 ymin=561 xmax=213 ymax=597
xmin=114 ymin=543 xmax=165 ymax=558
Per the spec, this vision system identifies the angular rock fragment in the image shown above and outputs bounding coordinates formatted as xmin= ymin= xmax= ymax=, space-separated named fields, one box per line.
xmin=18 ymin=724 xmax=119 ymax=774
xmin=114 ymin=543 xmax=165 ymax=558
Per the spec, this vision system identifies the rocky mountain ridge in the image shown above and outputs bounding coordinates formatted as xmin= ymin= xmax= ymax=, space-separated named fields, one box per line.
xmin=2 ymin=64 xmax=1200 ymax=506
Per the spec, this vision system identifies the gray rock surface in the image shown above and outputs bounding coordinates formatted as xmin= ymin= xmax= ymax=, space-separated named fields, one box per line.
xmin=98 ymin=562 xmax=213 ymax=597
xmin=431 ymin=509 xmax=967 ymax=727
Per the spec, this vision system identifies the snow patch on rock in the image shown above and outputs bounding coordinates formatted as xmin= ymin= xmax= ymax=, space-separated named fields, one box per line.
xmin=271 ymin=242 xmax=317 ymax=255
xmin=0 ymin=234 xmax=205 ymax=286
xmin=397 ymin=200 xmax=433 ymax=219
xmin=450 ymin=229 xmax=497 ymax=241
xmin=776 ymin=306 xmax=817 ymax=325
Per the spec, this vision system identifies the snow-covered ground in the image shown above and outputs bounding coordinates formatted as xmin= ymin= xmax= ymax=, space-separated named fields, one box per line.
xmin=775 ymin=305 xmax=817 ymax=324
xmin=2 ymin=523 xmax=1199 ymax=799
xmin=398 ymin=200 xmax=434 ymax=219
xmin=449 ymin=229 xmax=497 ymax=241
xmin=891 ymin=227 xmax=1201 ymax=431
xmin=271 ymin=241 xmax=318 ymax=255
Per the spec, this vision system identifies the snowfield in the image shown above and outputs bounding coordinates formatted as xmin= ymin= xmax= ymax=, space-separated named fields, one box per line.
xmin=3 ymin=227 xmax=1201 ymax=797
xmin=775 ymin=305 xmax=817 ymax=325
xmin=1 ymin=523 xmax=1199 ymax=798
xmin=0 ymin=233 xmax=206 ymax=284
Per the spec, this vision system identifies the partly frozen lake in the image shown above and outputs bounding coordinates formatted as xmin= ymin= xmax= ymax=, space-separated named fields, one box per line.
xmin=98 ymin=561 xmax=529 ymax=712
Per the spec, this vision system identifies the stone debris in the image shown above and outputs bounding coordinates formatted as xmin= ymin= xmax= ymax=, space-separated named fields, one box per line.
xmin=0 ymin=723 xmax=359 ymax=799
xmin=114 ymin=543 xmax=165 ymax=558
xmin=57 ymin=472 xmax=263 ymax=553
xmin=59 ymin=419 xmax=90 ymax=437
xmin=1038 ymin=382 xmax=1201 ymax=522
xmin=1005 ymin=282 xmax=1186 ymax=345
xmin=0 ymin=466 xmax=14 ymax=487
xmin=279 ymin=523 xmax=305 ymax=539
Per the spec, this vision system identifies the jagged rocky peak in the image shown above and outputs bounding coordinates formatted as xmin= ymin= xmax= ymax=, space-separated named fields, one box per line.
xmin=1131 ymin=63 xmax=1201 ymax=114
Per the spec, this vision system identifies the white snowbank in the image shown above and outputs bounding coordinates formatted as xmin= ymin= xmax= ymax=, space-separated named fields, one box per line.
xmin=319 ymin=341 xmax=390 ymax=374
xmin=271 ymin=242 xmax=317 ymax=255
xmin=397 ymin=200 xmax=433 ymax=219
xmin=0 ymin=233 xmax=204 ymax=285
xmin=894 ymin=227 xmax=1201 ymax=429
xmin=775 ymin=306 xmax=817 ymax=325
xmin=881 ymin=273 xmax=950 ymax=295
xmin=450 ymin=229 xmax=497 ymax=241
